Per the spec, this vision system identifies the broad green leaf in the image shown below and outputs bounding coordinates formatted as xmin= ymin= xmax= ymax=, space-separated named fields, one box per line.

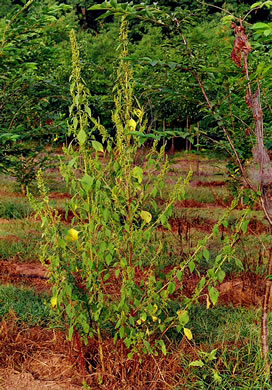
xmin=119 ymin=325 xmax=125 ymax=338
xmin=110 ymin=0 xmax=118 ymax=8
xmin=177 ymin=310 xmax=189 ymax=326
xmin=77 ymin=129 xmax=87 ymax=145
xmin=208 ymin=286 xmax=219 ymax=305
xmin=81 ymin=174 xmax=94 ymax=192
xmin=143 ymin=340 xmax=153 ymax=353
xmin=132 ymin=166 xmax=143 ymax=183
xmin=188 ymin=260 xmax=195 ymax=273
xmin=203 ymin=248 xmax=210 ymax=261
xmin=222 ymin=220 xmax=228 ymax=228
xmin=241 ymin=220 xmax=250 ymax=234
xmin=168 ymin=281 xmax=176 ymax=294
xmin=105 ymin=253 xmax=113 ymax=266
xmin=216 ymin=269 xmax=225 ymax=283
xmin=85 ymin=105 xmax=92 ymax=118
xmin=176 ymin=269 xmax=182 ymax=281
xmin=92 ymin=140 xmax=104 ymax=152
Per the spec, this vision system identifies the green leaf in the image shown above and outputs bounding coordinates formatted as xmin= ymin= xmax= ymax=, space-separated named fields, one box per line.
xmin=51 ymin=296 xmax=57 ymax=308
xmin=119 ymin=326 xmax=125 ymax=338
xmin=160 ymin=214 xmax=168 ymax=226
xmin=132 ymin=166 xmax=143 ymax=183
xmin=199 ymin=277 xmax=206 ymax=289
xmin=85 ymin=105 xmax=92 ymax=118
xmin=188 ymin=261 xmax=195 ymax=273
xmin=168 ymin=281 xmax=176 ymax=294
xmin=241 ymin=220 xmax=250 ymax=234
xmin=189 ymin=360 xmax=204 ymax=367
xmin=213 ymin=369 xmax=222 ymax=384
xmin=77 ymin=129 xmax=87 ymax=145
xmin=216 ymin=269 xmax=225 ymax=283
xmin=158 ymin=339 xmax=167 ymax=355
xmin=105 ymin=253 xmax=112 ymax=266
xmin=177 ymin=310 xmax=189 ymax=326
xmin=92 ymin=140 xmax=104 ymax=152
xmin=176 ymin=270 xmax=182 ymax=281
xmin=110 ymin=0 xmax=118 ymax=8
xmin=203 ymin=248 xmax=210 ymax=261
xmin=81 ymin=174 xmax=94 ymax=192
xmin=143 ymin=340 xmax=153 ymax=353
xmin=222 ymin=220 xmax=228 ymax=228
xmin=104 ymin=272 xmax=111 ymax=282
xmin=213 ymin=225 xmax=219 ymax=235
xmin=73 ymin=116 xmax=78 ymax=130
xmin=68 ymin=326 xmax=74 ymax=341
xmin=120 ymin=258 xmax=128 ymax=268
xmin=208 ymin=286 xmax=219 ymax=305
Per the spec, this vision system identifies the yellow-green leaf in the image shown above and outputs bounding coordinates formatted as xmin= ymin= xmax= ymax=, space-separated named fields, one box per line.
xmin=140 ymin=210 xmax=152 ymax=224
xmin=92 ymin=140 xmax=104 ymax=152
xmin=128 ymin=118 xmax=137 ymax=131
xmin=184 ymin=327 xmax=193 ymax=340
xmin=51 ymin=296 xmax=57 ymax=308
xmin=65 ymin=228 xmax=79 ymax=242
xmin=132 ymin=166 xmax=143 ymax=183
xmin=77 ymin=129 xmax=87 ymax=145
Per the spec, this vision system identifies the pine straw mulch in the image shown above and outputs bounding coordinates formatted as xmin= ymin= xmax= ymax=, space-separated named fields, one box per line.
xmin=0 ymin=314 xmax=199 ymax=390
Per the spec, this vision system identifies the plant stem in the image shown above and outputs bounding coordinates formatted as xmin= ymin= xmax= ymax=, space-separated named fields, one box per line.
xmin=75 ymin=329 xmax=87 ymax=378
xmin=97 ymin=325 xmax=105 ymax=382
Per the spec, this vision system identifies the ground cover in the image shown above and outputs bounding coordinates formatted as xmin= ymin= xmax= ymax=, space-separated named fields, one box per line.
xmin=0 ymin=152 xmax=272 ymax=389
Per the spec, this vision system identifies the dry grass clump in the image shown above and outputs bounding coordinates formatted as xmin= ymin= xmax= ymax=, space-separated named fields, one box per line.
xmin=0 ymin=314 xmax=201 ymax=389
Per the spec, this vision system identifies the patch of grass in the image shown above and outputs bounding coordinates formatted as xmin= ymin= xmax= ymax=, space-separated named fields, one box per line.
xmin=176 ymin=305 xmax=272 ymax=389
xmin=0 ymin=284 xmax=55 ymax=326
xmin=0 ymin=219 xmax=42 ymax=262
xmin=0 ymin=238 xmax=41 ymax=262
xmin=0 ymin=200 xmax=32 ymax=219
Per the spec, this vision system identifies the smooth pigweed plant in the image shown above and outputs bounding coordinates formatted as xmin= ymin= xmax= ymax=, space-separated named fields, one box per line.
xmin=30 ymin=17 xmax=249 ymax=377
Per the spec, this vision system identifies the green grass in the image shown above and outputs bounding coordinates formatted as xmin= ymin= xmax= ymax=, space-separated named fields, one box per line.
xmin=176 ymin=305 xmax=272 ymax=389
xmin=0 ymin=284 xmax=56 ymax=326
xmin=0 ymin=219 xmax=42 ymax=262
xmin=0 ymin=200 xmax=32 ymax=219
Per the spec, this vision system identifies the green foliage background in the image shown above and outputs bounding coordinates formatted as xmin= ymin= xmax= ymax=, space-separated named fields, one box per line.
xmin=0 ymin=0 xmax=271 ymax=180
